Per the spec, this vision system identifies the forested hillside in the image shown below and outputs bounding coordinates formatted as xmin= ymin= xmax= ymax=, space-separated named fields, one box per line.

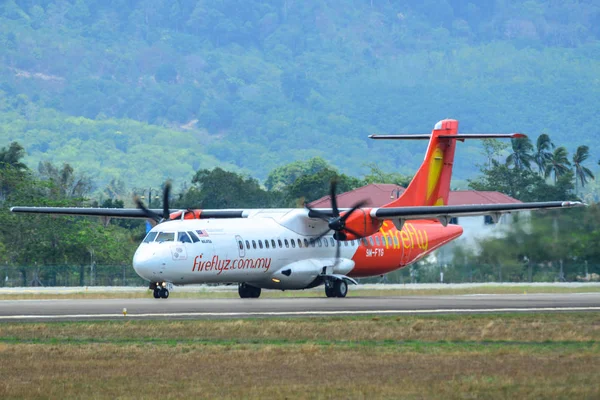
xmin=1 ymin=0 xmax=600 ymax=191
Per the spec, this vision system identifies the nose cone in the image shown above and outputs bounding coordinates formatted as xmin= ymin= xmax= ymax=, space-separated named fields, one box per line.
xmin=133 ymin=246 xmax=159 ymax=280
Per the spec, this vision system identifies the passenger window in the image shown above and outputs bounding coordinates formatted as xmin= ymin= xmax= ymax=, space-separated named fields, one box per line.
xmin=375 ymin=236 xmax=380 ymax=246
xmin=394 ymin=236 xmax=399 ymax=246
xmin=271 ymin=239 xmax=276 ymax=248
xmin=362 ymin=238 xmax=369 ymax=246
xmin=304 ymin=238 xmax=309 ymax=247
xmin=317 ymin=239 xmax=322 ymax=247
xmin=178 ymin=232 xmax=192 ymax=243
xmin=265 ymin=240 xmax=270 ymax=249
xmin=330 ymin=238 xmax=335 ymax=247
xmin=291 ymin=239 xmax=296 ymax=248
xmin=156 ymin=232 xmax=175 ymax=242
xmin=187 ymin=231 xmax=200 ymax=243
xmin=369 ymin=237 xmax=375 ymax=246
xmin=258 ymin=240 xmax=263 ymax=249
xmin=297 ymin=239 xmax=302 ymax=248
xmin=252 ymin=240 xmax=257 ymax=249
xmin=344 ymin=240 xmax=348 ymax=247
xmin=143 ymin=232 xmax=158 ymax=243
xmin=246 ymin=240 xmax=250 ymax=250
xmin=278 ymin=239 xmax=283 ymax=248
xmin=284 ymin=239 xmax=289 ymax=248
xmin=238 ymin=240 xmax=243 ymax=250
xmin=324 ymin=238 xmax=329 ymax=247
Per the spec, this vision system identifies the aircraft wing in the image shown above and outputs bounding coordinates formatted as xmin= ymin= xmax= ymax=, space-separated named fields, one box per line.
xmin=368 ymin=201 xmax=584 ymax=225
xmin=9 ymin=207 xmax=245 ymax=219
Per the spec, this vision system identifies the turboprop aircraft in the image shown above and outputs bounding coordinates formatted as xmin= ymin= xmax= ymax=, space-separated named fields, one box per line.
xmin=11 ymin=119 xmax=583 ymax=299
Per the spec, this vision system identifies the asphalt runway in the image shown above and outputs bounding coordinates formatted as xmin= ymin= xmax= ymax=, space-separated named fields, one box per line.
xmin=1 ymin=293 xmax=600 ymax=321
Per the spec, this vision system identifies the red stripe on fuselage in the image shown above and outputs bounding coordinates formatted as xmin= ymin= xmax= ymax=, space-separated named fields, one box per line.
xmin=349 ymin=220 xmax=463 ymax=277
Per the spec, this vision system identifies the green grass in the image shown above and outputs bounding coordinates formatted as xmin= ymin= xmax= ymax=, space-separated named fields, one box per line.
xmin=1 ymin=313 xmax=599 ymax=398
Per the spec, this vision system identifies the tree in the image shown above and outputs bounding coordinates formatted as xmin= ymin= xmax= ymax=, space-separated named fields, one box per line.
xmin=362 ymin=163 xmax=412 ymax=186
xmin=265 ymin=157 xmax=331 ymax=191
xmin=283 ymin=168 xmax=363 ymax=206
xmin=545 ymin=146 xmax=571 ymax=183
xmin=175 ymin=167 xmax=278 ymax=209
xmin=0 ymin=142 xmax=27 ymax=171
xmin=481 ymin=138 xmax=509 ymax=168
xmin=468 ymin=160 xmax=575 ymax=202
xmin=506 ymin=137 xmax=534 ymax=170
xmin=572 ymin=145 xmax=594 ymax=193
xmin=533 ymin=134 xmax=554 ymax=176
xmin=37 ymin=161 xmax=93 ymax=201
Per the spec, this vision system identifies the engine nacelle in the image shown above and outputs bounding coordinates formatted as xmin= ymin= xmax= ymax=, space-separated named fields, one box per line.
xmin=169 ymin=209 xmax=202 ymax=220
xmin=341 ymin=208 xmax=382 ymax=240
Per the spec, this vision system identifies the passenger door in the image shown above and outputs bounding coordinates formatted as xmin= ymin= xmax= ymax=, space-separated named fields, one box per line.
xmin=235 ymin=235 xmax=245 ymax=258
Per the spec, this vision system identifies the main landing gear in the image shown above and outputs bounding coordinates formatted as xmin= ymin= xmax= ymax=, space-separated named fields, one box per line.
xmin=150 ymin=282 xmax=169 ymax=299
xmin=324 ymin=279 xmax=348 ymax=298
xmin=238 ymin=283 xmax=261 ymax=298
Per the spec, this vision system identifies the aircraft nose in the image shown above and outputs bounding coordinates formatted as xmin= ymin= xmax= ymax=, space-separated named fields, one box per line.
xmin=133 ymin=247 xmax=160 ymax=279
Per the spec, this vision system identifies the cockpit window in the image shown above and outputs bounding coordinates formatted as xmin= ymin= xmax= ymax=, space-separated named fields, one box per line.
xmin=187 ymin=231 xmax=200 ymax=243
xmin=156 ymin=232 xmax=175 ymax=242
xmin=143 ymin=232 xmax=158 ymax=243
xmin=178 ymin=232 xmax=192 ymax=243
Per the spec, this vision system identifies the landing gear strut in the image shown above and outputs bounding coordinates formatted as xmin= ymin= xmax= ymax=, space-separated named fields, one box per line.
xmin=324 ymin=279 xmax=348 ymax=298
xmin=238 ymin=283 xmax=261 ymax=298
xmin=150 ymin=282 xmax=170 ymax=299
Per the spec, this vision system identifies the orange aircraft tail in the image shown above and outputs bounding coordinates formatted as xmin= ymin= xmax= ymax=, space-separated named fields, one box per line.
xmin=369 ymin=119 xmax=524 ymax=208
xmin=385 ymin=119 xmax=459 ymax=207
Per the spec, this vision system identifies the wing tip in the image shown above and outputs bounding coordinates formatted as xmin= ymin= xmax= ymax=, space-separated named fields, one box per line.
xmin=561 ymin=201 xmax=587 ymax=207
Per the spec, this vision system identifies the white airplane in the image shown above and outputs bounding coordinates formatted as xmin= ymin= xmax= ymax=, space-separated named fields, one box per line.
xmin=11 ymin=120 xmax=583 ymax=299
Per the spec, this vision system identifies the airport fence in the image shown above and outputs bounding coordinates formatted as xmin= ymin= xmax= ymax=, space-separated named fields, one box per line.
xmin=1 ymin=262 xmax=599 ymax=287
xmin=0 ymin=264 xmax=146 ymax=287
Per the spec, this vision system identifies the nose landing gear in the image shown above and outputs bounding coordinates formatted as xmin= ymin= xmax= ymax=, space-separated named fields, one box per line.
xmin=150 ymin=282 xmax=170 ymax=299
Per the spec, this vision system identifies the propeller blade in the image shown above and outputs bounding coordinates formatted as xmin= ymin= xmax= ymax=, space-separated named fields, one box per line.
xmin=334 ymin=238 xmax=341 ymax=265
xmin=309 ymin=229 xmax=331 ymax=246
xmin=329 ymin=179 xmax=339 ymax=217
xmin=134 ymin=196 xmax=162 ymax=222
xmin=162 ymin=181 xmax=171 ymax=220
xmin=339 ymin=200 xmax=368 ymax=223
xmin=304 ymin=203 xmax=331 ymax=220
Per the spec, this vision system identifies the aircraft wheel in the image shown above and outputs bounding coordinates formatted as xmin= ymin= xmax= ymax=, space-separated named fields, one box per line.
xmin=334 ymin=280 xmax=348 ymax=298
xmin=238 ymin=283 xmax=249 ymax=298
xmin=250 ymin=286 xmax=261 ymax=298
xmin=325 ymin=286 xmax=336 ymax=298
xmin=153 ymin=288 xmax=161 ymax=299
xmin=239 ymin=283 xmax=261 ymax=298
xmin=159 ymin=288 xmax=169 ymax=299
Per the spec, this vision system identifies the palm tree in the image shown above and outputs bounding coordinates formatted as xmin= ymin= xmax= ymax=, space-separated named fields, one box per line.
xmin=533 ymin=134 xmax=554 ymax=176
xmin=545 ymin=146 xmax=571 ymax=183
xmin=506 ymin=137 xmax=534 ymax=170
xmin=572 ymin=145 xmax=594 ymax=193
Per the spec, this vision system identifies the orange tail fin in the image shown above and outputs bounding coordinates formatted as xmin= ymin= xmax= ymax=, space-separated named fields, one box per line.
xmin=369 ymin=120 xmax=525 ymax=207
xmin=385 ymin=119 xmax=459 ymax=207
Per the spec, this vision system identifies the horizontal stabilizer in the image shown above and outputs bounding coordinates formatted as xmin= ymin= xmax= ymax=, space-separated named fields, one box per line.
xmin=369 ymin=133 xmax=526 ymax=140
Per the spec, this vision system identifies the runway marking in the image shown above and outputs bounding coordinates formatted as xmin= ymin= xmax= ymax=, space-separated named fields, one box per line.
xmin=1 ymin=307 xmax=600 ymax=320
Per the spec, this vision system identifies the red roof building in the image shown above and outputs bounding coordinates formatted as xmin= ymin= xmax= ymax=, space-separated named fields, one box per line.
xmin=309 ymin=184 xmax=521 ymax=208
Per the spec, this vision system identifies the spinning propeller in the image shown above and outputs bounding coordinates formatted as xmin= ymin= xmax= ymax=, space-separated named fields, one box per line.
xmin=135 ymin=182 xmax=172 ymax=223
xmin=304 ymin=180 xmax=367 ymax=261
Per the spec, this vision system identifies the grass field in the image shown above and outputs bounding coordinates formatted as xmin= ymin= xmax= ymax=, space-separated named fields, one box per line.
xmin=0 ymin=313 xmax=599 ymax=399
xmin=1 ymin=284 xmax=600 ymax=300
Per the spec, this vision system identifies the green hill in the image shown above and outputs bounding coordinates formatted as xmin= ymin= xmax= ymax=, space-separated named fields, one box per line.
xmin=1 ymin=0 xmax=599 ymax=190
